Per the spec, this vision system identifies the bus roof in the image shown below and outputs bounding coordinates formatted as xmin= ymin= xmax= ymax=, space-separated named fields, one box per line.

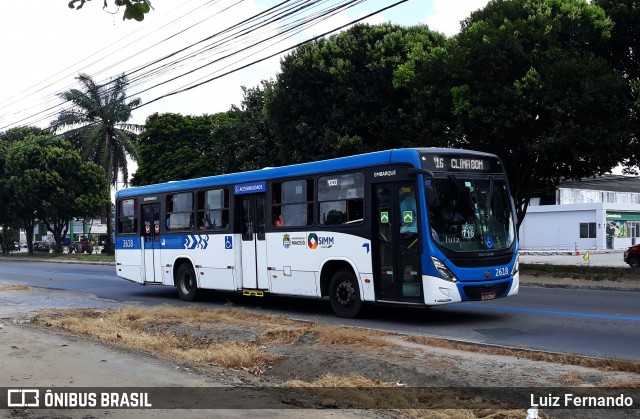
xmin=116 ymin=147 xmax=497 ymax=199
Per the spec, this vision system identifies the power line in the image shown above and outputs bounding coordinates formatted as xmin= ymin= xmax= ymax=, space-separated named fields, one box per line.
xmin=0 ymin=0 xmax=212 ymax=113
xmin=137 ymin=0 xmax=409 ymax=108
xmin=1 ymin=0 xmax=409 ymax=131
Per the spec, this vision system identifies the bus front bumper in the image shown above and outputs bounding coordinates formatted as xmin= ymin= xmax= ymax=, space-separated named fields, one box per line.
xmin=422 ymin=272 xmax=519 ymax=305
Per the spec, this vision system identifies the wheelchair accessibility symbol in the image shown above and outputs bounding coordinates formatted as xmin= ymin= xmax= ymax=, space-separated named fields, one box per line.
xmin=225 ymin=236 xmax=233 ymax=249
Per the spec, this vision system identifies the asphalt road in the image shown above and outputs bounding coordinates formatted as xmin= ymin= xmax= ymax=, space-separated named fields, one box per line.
xmin=0 ymin=260 xmax=638 ymax=361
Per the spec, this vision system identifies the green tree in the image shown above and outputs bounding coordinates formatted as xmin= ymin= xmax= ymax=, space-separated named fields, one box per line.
xmin=1 ymin=126 xmax=51 ymax=144
xmin=132 ymin=113 xmax=230 ymax=186
xmin=0 ymin=138 xmax=12 ymax=255
xmin=51 ymin=73 xmax=141 ymax=255
xmin=594 ymin=0 xmax=640 ymax=171
xmin=5 ymin=136 xmax=109 ymax=253
xmin=398 ymin=0 xmax=631 ymax=229
xmin=132 ymin=82 xmax=277 ymax=186
xmin=68 ymin=0 xmax=153 ymax=21
xmin=0 ymin=127 xmax=53 ymax=254
xmin=228 ymin=81 xmax=278 ymax=172
xmin=266 ymin=23 xmax=445 ymax=165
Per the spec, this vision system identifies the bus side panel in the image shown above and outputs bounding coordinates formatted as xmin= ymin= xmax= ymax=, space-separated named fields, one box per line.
xmin=265 ymin=231 xmax=373 ymax=300
xmin=199 ymin=234 xmax=236 ymax=291
xmin=265 ymin=232 xmax=317 ymax=296
xmin=158 ymin=234 xmax=236 ymax=290
xmin=199 ymin=266 xmax=236 ymax=291
xmin=115 ymin=237 xmax=143 ymax=284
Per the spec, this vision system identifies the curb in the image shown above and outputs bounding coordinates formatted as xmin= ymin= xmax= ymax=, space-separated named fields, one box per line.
xmin=521 ymin=282 xmax=640 ymax=293
xmin=0 ymin=256 xmax=115 ymax=266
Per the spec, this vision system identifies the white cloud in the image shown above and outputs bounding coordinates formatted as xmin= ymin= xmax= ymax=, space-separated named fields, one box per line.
xmin=423 ymin=0 xmax=489 ymax=36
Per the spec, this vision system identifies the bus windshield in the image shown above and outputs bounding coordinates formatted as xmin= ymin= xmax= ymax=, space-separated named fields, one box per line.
xmin=428 ymin=175 xmax=515 ymax=252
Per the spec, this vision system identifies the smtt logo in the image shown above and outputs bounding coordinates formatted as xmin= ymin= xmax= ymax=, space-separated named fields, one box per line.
xmin=8 ymin=389 xmax=39 ymax=407
xmin=307 ymin=233 xmax=318 ymax=249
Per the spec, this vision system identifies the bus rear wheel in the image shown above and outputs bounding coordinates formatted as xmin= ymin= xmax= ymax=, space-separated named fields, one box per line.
xmin=176 ymin=263 xmax=198 ymax=301
xmin=329 ymin=270 xmax=362 ymax=318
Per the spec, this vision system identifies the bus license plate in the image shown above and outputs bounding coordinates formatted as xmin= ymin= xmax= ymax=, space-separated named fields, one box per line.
xmin=481 ymin=291 xmax=496 ymax=300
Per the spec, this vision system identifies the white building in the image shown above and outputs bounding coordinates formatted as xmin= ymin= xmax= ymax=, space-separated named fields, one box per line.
xmin=519 ymin=175 xmax=640 ymax=250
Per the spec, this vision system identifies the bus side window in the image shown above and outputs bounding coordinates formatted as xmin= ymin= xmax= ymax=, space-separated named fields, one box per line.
xmin=196 ymin=189 xmax=229 ymax=231
xmin=318 ymin=173 xmax=364 ymax=225
xmin=167 ymin=192 xmax=193 ymax=231
xmin=117 ymin=198 xmax=138 ymax=234
xmin=272 ymin=179 xmax=313 ymax=227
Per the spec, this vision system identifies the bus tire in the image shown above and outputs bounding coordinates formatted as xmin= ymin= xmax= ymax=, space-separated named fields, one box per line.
xmin=176 ymin=263 xmax=198 ymax=301
xmin=328 ymin=270 xmax=362 ymax=318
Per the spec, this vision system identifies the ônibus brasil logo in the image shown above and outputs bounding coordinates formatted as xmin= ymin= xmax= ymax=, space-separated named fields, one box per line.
xmin=308 ymin=233 xmax=334 ymax=249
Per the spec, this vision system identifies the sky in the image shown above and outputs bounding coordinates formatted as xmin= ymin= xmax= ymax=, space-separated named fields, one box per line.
xmin=0 ymin=0 xmax=490 ymax=131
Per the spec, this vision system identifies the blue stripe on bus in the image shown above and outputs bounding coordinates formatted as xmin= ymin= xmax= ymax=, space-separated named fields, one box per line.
xmin=116 ymin=236 xmax=142 ymax=250
xmin=116 ymin=235 xmax=215 ymax=250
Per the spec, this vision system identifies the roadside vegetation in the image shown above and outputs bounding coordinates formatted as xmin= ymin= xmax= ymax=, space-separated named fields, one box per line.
xmin=0 ymin=251 xmax=113 ymax=263
xmin=0 ymin=284 xmax=30 ymax=292
xmin=32 ymin=305 xmax=639 ymax=418
xmin=521 ymin=263 xmax=640 ymax=283
xmin=35 ymin=305 xmax=640 ymax=374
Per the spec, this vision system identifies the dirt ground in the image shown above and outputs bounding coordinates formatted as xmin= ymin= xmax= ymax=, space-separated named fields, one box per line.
xmin=1 ymin=274 xmax=639 ymax=419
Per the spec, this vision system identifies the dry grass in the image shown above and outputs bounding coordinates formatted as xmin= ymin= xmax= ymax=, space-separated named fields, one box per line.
xmin=260 ymin=325 xmax=310 ymax=345
xmin=32 ymin=305 xmax=631 ymax=418
xmin=405 ymin=335 xmax=640 ymax=374
xmin=36 ymin=306 xmax=281 ymax=373
xmin=35 ymin=305 xmax=640 ymax=382
xmin=522 ymin=264 xmax=640 ymax=283
xmin=0 ymin=284 xmax=30 ymax=292
xmin=285 ymin=373 xmax=535 ymax=419
xmin=556 ymin=371 xmax=587 ymax=386
xmin=312 ymin=324 xmax=390 ymax=349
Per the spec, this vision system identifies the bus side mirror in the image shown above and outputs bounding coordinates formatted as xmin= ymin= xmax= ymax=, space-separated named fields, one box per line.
xmin=425 ymin=179 xmax=438 ymax=208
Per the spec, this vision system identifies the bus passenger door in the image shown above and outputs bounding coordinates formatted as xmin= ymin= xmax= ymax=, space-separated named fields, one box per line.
xmin=141 ymin=203 xmax=162 ymax=283
xmin=239 ymin=194 xmax=268 ymax=290
xmin=373 ymin=182 xmax=422 ymax=302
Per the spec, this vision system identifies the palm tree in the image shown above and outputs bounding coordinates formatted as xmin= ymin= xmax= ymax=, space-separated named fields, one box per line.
xmin=51 ymin=73 xmax=141 ymax=255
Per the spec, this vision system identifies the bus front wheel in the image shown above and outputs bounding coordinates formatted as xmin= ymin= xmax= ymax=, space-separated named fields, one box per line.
xmin=329 ymin=270 xmax=362 ymax=318
xmin=176 ymin=263 xmax=198 ymax=301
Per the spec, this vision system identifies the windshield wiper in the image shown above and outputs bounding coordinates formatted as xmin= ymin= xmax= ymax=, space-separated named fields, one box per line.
xmin=448 ymin=174 xmax=474 ymax=210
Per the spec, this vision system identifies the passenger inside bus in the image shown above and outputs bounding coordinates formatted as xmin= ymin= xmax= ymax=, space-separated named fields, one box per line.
xmin=440 ymin=198 xmax=465 ymax=232
xmin=400 ymin=187 xmax=418 ymax=234
xmin=431 ymin=194 xmax=465 ymax=236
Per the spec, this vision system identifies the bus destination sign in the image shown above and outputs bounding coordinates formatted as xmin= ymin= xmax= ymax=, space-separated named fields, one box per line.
xmin=422 ymin=154 xmax=498 ymax=173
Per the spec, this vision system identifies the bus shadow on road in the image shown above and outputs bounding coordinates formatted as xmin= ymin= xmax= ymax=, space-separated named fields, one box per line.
xmin=187 ymin=290 xmax=504 ymax=326
xmin=119 ymin=287 xmax=504 ymax=326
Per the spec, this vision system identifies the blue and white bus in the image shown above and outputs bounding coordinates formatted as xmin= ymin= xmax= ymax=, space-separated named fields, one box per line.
xmin=115 ymin=148 xmax=519 ymax=318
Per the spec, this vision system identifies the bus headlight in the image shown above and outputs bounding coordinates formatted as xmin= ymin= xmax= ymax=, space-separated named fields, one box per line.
xmin=431 ymin=257 xmax=458 ymax=283
xmin=511 ymin=253 xmax=520 ymax=276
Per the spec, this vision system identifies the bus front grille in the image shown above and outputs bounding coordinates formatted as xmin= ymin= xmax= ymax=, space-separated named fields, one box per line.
xmin=462 ymin=282 xmax=511 ymax=300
